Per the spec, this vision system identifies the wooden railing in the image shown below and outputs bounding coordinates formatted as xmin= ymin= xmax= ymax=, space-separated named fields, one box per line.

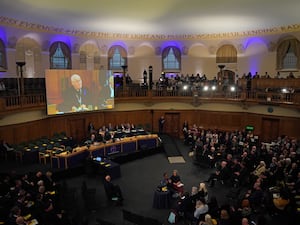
xmin=0 ymin=94 xmax=46 ymax=113
xmin=1 ymin=78 xmax=300 ymax=115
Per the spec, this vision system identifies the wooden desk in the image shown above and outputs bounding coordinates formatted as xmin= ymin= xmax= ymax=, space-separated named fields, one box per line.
xmin=51 ymin=146 xmax=88 ymax=169
xmin=51 ymin=134 xmax=159 ymax=169
xmin=89 ymin=134 xmax=159 ymax=157
xmin=136 ymin=135 xmax=159 ymax=150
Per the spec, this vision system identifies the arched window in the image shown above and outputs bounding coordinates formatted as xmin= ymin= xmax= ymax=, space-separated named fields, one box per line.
xmin=162 ymin=46 xmax=181 ymax=71
xmin=276 ymin=38 xmax=300 ymax=71
xmin=0 ymin=39 xmax=7 ymax=71
xmin=16 ymin=37 xmax=41 ymax=77
xmin=108 ymin=45 xmax=127 ymax=70
xmin=49 ymin=42 xmax=71 ymax=69
xmin=24 ymin=49 xmax=35 ymax=76
xmin=216 ymin=44 xmax=237 ymax=63
xmin=94 ymin=55 xmax=101 ymax=70
xmin=79 ymin=51 xmax=87 ymax=67
xmin=79 ymin=43 xmax=101 ymax=70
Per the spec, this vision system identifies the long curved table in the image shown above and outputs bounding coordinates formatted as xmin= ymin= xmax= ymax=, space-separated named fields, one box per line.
xmin=50 ymin=134 xmax=159 ymax=169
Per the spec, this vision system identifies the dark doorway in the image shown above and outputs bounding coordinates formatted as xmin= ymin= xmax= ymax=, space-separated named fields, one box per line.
xmin=69 ymin=118 xmax=86 ymax=144
xmin=164 ymin=113 xmax=180 ymax=138
xmin=261 ymin=118 xmax=279 ymax=142
xmin=217 ymin=69 xmax=236 ymax=85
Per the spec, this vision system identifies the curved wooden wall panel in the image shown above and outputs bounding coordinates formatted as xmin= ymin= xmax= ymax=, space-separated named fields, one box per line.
xmin=0 ymin=110 xmax=299 ymax=145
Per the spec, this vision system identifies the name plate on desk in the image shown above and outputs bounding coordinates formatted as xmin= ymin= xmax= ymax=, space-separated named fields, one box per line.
xmin=106 ymin=143 xmax=121 ymax=155
xmin=93 ymin=142 xmax=101 ymax=146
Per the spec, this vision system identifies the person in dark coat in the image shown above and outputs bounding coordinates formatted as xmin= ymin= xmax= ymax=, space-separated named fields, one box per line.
xmin=103 ymin=175 xmax=123 ymax=205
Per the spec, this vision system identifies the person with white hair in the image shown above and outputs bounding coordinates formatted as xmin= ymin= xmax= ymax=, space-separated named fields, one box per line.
xmin=59 ymin=73 xmax=93 ymax=112
xmin=199 ymin=214 xmax=215 ymax=225
xmin=206 ymin=161 xmax=231 ymax=187
xmin=193 ymin=199 xmax=209 ymax=221
xmin=198 ymin=182 xmax=209 ymax=202
xmin=252 ymin=161 xmax=266 ymax=177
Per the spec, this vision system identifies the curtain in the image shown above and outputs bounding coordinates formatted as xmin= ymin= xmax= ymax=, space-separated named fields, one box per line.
xmin=162 ymin=46 xmax=181 ymax=70
xmin=49 ymin=42 xmax=72 ymax=69
xmin=216 ymin=45 xmax=237 ymax=63
xmin=49 ymin=42 xmax=58 ymax=57
xmin=276 ymin=40 xmax=290 ymax=70
xmin=0 ymin=39 xmax=7 ymax=69
xmin=289 ymin=39 xmax=300 ymax=69
xmin=107 ymin=45 xmax=127 ymax=69
xmin=108 ymin=45 xmax=127 ymax=58
xmin=162 ymin=47 xmax=171 ymax=59
xmin=173 ymin=47 xmax=181 ymax=66
xmin=60 ymin=42 xmax=72 ymax=69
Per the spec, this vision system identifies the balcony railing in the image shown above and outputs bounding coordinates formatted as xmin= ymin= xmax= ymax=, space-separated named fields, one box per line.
xmin=0 ymin=94 xmax=46 ymax=113
xmin=1 ymin=86 xmax=299 ymax=116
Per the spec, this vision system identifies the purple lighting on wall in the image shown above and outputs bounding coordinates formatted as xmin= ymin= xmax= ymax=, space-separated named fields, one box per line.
xmin=0 ymin=28 xmax=7 ymax=44
xmin=249 ymin=59 xmax=259 ymax=76
xmin=0 ymin=28 xmax=7 ymax=77
xmin=161 ymin=40 xmax=183 ymax=53
xmin=243 ymin=37 xmax=267 ymax=75
xmin=50 ymin=35 xmax=73 ymax=49
xmin=111 ymin=41 xmax=127 ymax=50
xmin=243 ymin=37 xmax=266 ymax=49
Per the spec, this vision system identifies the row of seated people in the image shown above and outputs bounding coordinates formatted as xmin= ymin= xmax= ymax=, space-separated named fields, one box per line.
xmin=160 ymin=168 xmax=239 ymax=224
xmin=86 ymin=122 xmax=148 ymax=144
xmin=174 ymin=194 xmax=270 ymax=225
xmin=159 ymin=170 xmax=185 ymax=198
xmin=154 ymin=71 xmax=298 ymax=93
xmin=0 ymin=170 xmax=69 ymax=225
xmin=88 ymin=122 xmax=141 ymax=134
xmin=165 ymin=164 xmax=298 ymax=222
xmin=165 ymin=176 xmax=270 ymax=225
xmin=0 ymin=123 xmax=148 ymax=163
xmin=163 ymin=71 xmax=296 ymax=85
xmin=0 ymin=167 xmax=125 ymax=225
xmin=179 ymin=125 xmax=300 ymax=224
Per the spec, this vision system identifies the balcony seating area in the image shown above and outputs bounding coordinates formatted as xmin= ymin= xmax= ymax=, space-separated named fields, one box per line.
xmin=0 ymin=78 xmax=300 ymax=114
xmin=0 ymin=78 xmax=45 ymax=96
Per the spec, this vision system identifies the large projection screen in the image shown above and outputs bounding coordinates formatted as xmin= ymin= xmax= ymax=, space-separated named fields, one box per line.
xmin=45 ymin=69 xmax=114 ymax=115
